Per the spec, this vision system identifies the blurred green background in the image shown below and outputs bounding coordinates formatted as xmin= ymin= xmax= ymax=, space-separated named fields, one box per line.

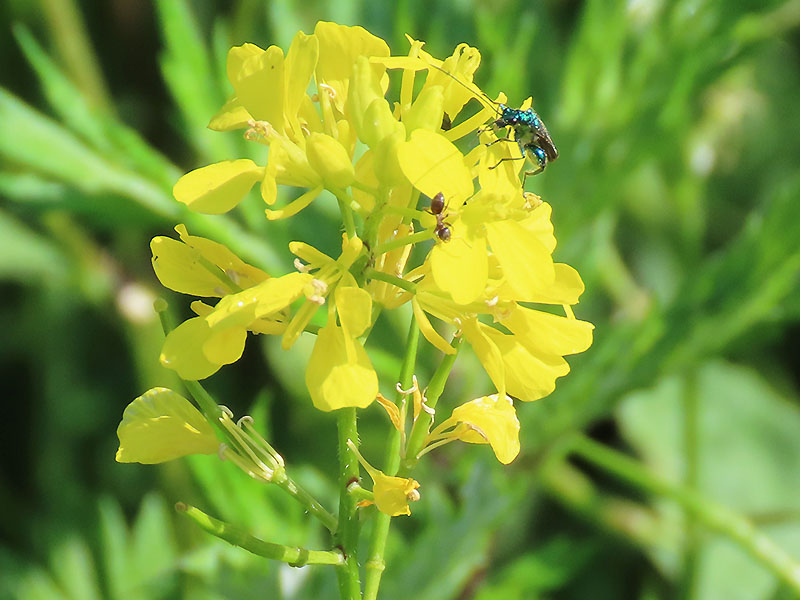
xmin=1 ymin=1 xmax=800 ymax=599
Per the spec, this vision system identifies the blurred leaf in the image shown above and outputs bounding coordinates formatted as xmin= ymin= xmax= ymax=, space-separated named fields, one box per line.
xmin=0 ymin=208 xmax=66 ymax=282
xmin=50 ymin=536 xmax=101 ymax=600
xmin=618 ymin=360 xmax=800 ymax=599
xmin=129 ymin=493 xmax=179 ymax=596
xmin=155 ymin=0 xmax=238 ymax=162
xmin=473 ymin=538 xmax=595 ymax=599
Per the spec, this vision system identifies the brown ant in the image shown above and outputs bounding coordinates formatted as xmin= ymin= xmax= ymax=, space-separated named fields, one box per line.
xmin=426 ymin=192 xmax=452 ymax=242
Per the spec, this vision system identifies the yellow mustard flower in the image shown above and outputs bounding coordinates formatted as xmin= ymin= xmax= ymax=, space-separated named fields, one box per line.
xmin=347 ymin=440 xmax=420 ymax=516
xmin=305 ymin=283 xmax=378 ymax=411
xmin=151 ymin=224 xmax=269 ymax=297
xmin=116 ymin=388 xmax=218 ymax=464
xmin=160 ymin=272 xmax=312 ymax=380
xmin=425 ymin=394 xmax=520 ymax=464
xmin=175 ymin=23 xmax=390 ymax=219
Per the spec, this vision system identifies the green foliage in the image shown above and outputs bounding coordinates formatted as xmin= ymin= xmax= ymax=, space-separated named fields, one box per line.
xmin=1 ymin=0 xmax=799 ymax=598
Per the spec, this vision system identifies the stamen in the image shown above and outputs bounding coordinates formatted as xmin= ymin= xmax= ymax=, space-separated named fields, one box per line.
xmin=318 ymin=83 xmax=336 ymax=99
xmin=294 ymin=258 xmax=310 ymax=273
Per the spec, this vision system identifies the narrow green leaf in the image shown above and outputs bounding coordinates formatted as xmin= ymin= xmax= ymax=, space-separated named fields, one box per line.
xmin=50 ymin=536 xmax=102 ymax=600
xmin=155 ymin=0 xmax=236 ymax=161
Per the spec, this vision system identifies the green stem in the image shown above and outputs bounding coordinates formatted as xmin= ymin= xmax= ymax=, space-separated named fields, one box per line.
xmin=364 ymin=318 xmax=419 ymax=600
xmin=363 ymin=268 xmax=417 ymax=293
xmin=373 ymin=229 xmax=436 ymax=256
xmin=176 ymin=503 xmax=343 ymax=566
xmin=403 ymin=336 xmax=463 ymax=468
xmin=337 ymin=194 xmax=358 ymax=240
xmin=568 ymin=434 xmax=800 ymax=595
xmin=335 ymin=408 xmax=362 ymax=599
xmin=679 ymin=371 xmax=700 ymax=600
xmin=274 ymin=473 xmax=339 ymax=533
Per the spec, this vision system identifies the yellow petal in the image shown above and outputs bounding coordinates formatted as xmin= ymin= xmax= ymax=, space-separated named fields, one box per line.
xmin=481 ymin=325 xmax=570 ymax=401
xmin=518 ymin=202 xmax=556 ymax=253
xmin=485 ymin=219 xmax=555 ymax=298
xmin=305 ymin=133 xmax=355 ymax=189
xmin=430 ymin=230 xmax=488 ymax=305
xmin=461 ymin=318 xmax=506 ymax=397
xmin=450 ymin=394 xmax=520 ymax=464
xmin=314 ymin=22 xmax=390 ymax=111
xmin=284 ymin=31 xmax=319 ymax=135
xmin=265 ymin=186 xmax=323 ymax=220
xmin=173 ymin=159 xmax=264 ymax=215
xmin=305 ymin=324 xmax=378 ymax=411
xmin=228 ymin=44 xmax=285 ymax=131
xmin=116 ymin=388 xmax=218 ymax=464
xmin=335 ymin=285 xmax=372 ymax=338
xmin=404 ymin=85 xmax=444 ymax=133
xmin=376 ymin=393 xmax=402 ymax=432
xmin=151 ymin=225 xmax=269 ymax=297
xmin=160 ymin=317 xmax=220 ymax=380
xmin=502 ymin=306 xmax=594 ymax=357
xmin=252 ymin=272 xmax=314 ymax=316
xmin=397 ymin=130 xmax=473 ymax=206
xmin=372 ymin=471 xmax=420 ymax=516
xmin=204 ymin=325 xmax=248 ymax=366
xmin=412 ymin=297 xmax=456 ymax=355
xmin=208 ymin=95 xmax=252 ymax=131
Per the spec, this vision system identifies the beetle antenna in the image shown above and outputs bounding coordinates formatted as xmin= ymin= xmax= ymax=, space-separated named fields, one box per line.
xmin=424 ymin=60 xmax=502 ymax=116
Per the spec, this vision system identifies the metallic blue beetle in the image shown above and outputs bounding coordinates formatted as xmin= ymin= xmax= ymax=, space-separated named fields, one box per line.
xmin=483 ymin=105 xmax=559 ymax=181
xmin=428 ymin=61 xmax=558 ymax=184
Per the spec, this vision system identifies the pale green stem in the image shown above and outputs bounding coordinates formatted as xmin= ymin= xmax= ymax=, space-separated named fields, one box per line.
xmin=374 ymin=229 xmax=436 ymax=255
xmin=176 ymin=503 xmax=343 ymax=566
xmin=364 ymin=318 xmax=419 ymax=600
xmin=274 ymin=473 xmax=339 ymax=533
xmin=679 ymin=371 xmax=700 ymax=600
xmin=155 ymin=305 xmax=336 ymax=532
xmin=338 ymin=195 xmax=358 ymax=240
xmin=568 ymin=434 xmax=800 ymax=595
xmin=403 ymin=336 xmax=463 ymax=469
xmin=363 ymin=268 xmax=417 ymax=293
xmin=335 ymin=408 xmax=362 ymax=599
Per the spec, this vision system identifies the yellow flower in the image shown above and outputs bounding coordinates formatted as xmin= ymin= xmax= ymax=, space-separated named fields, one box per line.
xmin=116 ymin=388 xmax=218 ymax=464
xmin=160 ymin=272 xmax=312 ymax=380
xmin=460 ymin=306 xmax=593 ymax=401
xmin=305 ymin=284 xmax=378 ymax=411
xmin=427 ymin=394 xmax=520 ymax=464
xmin=177 ymin=23 xmax=390 ymax=219
xmin=151 ymin=224 xmax=268 ymax=297
xmin=347 ymin=440 xmax=420 ymax=516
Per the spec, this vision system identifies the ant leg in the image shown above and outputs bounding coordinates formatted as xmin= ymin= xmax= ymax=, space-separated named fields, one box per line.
xmin=489 ymin=156 xmax=526 ymax=170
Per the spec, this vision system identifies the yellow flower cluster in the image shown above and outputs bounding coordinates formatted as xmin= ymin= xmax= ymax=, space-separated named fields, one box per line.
xmin=117 ymin=22 xmax=593 ymax=514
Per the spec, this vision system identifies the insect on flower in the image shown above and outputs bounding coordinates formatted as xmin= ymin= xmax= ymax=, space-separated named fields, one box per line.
xmin=428 ymin=61 xmax=558 ymax=187
xmin=426 ymin=191 xmax=452 ymax=242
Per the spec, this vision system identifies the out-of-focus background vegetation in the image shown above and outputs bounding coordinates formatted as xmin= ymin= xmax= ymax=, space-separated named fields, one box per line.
xmin=2 ymin=1 xmax=799 ymax=598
